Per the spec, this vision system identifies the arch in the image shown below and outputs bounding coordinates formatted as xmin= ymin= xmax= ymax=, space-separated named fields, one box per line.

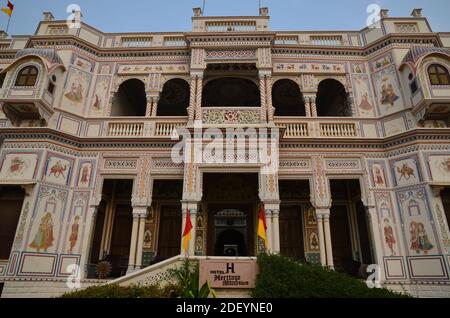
xmin=272 ymin=79 xmax=305 ymax=116
xmin=156 ymin=78 xmax=190 ymax=116
xmin=15 ymin=65 xmax=39 ymax=87
xmin=316 ymin=79 xmax=351 ymax=117
xmin=202 ymin=77 xmax=260 ymax=107
xmin=111 ymin=79 xmax=147 ymax=116
xmin=428 ymin=64 xmax=450 ymax=86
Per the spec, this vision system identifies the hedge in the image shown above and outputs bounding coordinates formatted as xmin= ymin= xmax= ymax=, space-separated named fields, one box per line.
xmin=252 ymin=254 xmax=410 ymax=298
xmin=61 ymin=283 xmax=180 ymax=298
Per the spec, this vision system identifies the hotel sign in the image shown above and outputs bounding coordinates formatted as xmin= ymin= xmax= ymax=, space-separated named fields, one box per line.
xmin=199 ymin=259 xmax=258 ymax=289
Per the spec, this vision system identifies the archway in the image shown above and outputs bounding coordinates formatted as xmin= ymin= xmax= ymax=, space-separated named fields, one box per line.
xmin=111 ymin=79 xmax=147 ymax=116
xmin=273 ymin=79 xmax=306 ymax=116
xmin=157 ymin=79 xmax=190 ymax=116
xmin=202 ymin=77 xmax=260 ymax=107
xmin=316 ymin=79 xmax=351 ymax=117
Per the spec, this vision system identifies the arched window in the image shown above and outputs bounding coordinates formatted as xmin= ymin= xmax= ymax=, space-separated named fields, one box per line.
xmin=157 ymin=79 xmax=190 ymax=116
xmin=15 ymin=66 xmax=39 ymax=87
xmin=202 ymin=77 xmax=260 ymax=107
xmin=111 ymin=79 xmax=147 ymax=116
xmin=272 ymin=79 xmax=305 ymax=116
xmin=316 ymin=79 xmax=351 ymax=117
xmin=428 ymin=64 xmax=450 ymax=85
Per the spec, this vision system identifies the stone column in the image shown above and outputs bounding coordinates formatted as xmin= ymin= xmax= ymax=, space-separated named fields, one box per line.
xmin=321 ymin=209 xmax=334 ymax=268
xmin=127 ymin=213 xmax=140 ymax=273
xmin=365 ymin=205 xmax=384 ymax=286
xmin=272 ymin=209 xmax=280 ymax=253
xmin=315 ymin=213 xmax=327 ymax=266
xmin=266 ymin=76 xmax=274 ymax=122
xmin=310 ymin=96 xmax=317 ymax=117
xmin=150 ymin=96 xmax=159 ymax=117
xmin=194 ymin=75 xmax=203 ymax=121
xmin=134 ymin=210 xmax=148 ymax=270
xmin=259 ymin=75 xmax=267 ymax=123
xmin=187 ymin=76 xmax=197 ymax=123
xmin=145 ymin=94 xmax=153 ymax=117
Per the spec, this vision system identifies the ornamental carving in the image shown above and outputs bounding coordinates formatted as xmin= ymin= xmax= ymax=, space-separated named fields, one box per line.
xmin=202 ymin=109 xmax=260 ymax=124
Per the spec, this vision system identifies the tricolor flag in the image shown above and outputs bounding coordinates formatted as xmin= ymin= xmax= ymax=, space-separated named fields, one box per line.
xmin=1 ymin=0 xmax=14 ymax=17
xmin=182 ymin=209 xmax=193 ymax=255
xmin=257 ymin=206 xmax=268 ymax=250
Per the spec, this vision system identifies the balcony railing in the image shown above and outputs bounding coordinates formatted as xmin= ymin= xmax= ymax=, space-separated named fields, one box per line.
xmin=108 ymin=122 xmax=144 ymax=137
xmin=319 ymin=123 xmax=357 ymax=137
xmin=274 ymin=117 xmax=362 ymax=138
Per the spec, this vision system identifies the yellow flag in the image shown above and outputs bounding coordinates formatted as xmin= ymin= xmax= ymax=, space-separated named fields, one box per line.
xmin=1 ymin=1 xmax=14 ymax=17
xmin=257 ymin=206 xmax=268 ymax=249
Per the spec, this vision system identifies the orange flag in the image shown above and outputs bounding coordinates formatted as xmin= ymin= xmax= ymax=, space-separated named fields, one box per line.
xmin=182 ymin=209 xmax=193 ymax=255
xmin=257 ymin=206 xmax=268 ymax=249
xmin=1 ymin=1 xmax=14 ymax=17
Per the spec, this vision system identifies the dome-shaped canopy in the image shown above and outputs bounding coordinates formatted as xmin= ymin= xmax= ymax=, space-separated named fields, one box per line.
xmin=1 ymin=48 xmax=65 ymax=74
xmin=401 ymin=46 xmax=450 ymax=75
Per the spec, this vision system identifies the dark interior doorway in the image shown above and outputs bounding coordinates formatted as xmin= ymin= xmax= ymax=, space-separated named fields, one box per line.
xmin=157 ymin=205 xmax=182 ymax=260
xmin=0 ymin=186 xmax=25 ymax=260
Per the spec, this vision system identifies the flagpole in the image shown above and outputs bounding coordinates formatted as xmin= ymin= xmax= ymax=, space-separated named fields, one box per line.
xmin=5 ymin=13 xmax=11 ymax=33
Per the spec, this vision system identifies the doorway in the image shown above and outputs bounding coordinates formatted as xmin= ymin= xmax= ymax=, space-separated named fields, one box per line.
xmin=0 ymin=186 xmax=25 ymax=260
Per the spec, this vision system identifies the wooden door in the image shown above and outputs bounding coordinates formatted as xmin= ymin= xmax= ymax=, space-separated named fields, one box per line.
xmin=279 ymin=205 xmax=305 ymax=261
xmin=157 ymin=205 xmax=181 ymax=261
xmin=330 ymin=205 xmax=355 ymax=274
xmin=109 ymin=204 xmax=133 ymax=277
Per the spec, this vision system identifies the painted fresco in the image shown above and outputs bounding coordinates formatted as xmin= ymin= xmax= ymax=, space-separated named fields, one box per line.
xmin=392 ymin=157 xmax=421 ymax=186
xmin=372 ymin=65 xmax=404 ymax=116
xmin=77 ymin=161 xmax=93 ymax=188
xmin=27 ymin=186 xmax=68 ymax=254
xmin=43 ymin=155 xmax=73 ymax=186
xmin=0 ymin=153 xmax=38 ymax=180
xmin=89 ymin=75 xmax=111 ymax=116
xmin=375 ymin=192 xmax=401 ymax=257
xmin=61 ymin=67 xmax=92 ymax=114
xmin=397 ymin=187 xmax=438 ymax=256
xmin=427 ymin=155 xmax=450 ymax=183
xmin=352 ymin=74 xmax=376 ymax=117
xmin=371 ymin=162 xmax=387 ymax=188
xmin=63 ymin=191 xmax=89 ymax=255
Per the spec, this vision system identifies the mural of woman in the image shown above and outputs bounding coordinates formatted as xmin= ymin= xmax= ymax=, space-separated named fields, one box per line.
xmin=417 ymin=222 xmax=434 ymax=254
xmin=65 ymin=82 xmax=83 ymax=103
xmin=380 ymin=82 xmax=399 ymax=107
xmin=410 ymin=221 xmax=420 ymax=253
xmin=373 ymin=165 xmax=385 ymax=186
xmin=80 ymin=164 xmax=90 ymax=184
xmin=29 ymin=212 xmax=54 ymax=252
xmin=358 ymin=93 xmax=373 ymax=111
xmin=68 ymin=216 xmax=80 ymax=254
xmin=383 ymin=218 xmax=396 ymax=256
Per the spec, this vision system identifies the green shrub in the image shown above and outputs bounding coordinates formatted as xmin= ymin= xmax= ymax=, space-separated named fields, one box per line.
xmin=252 ymin=254 xmax=410 ymax=298
xmin=61 ymin=283 xmax=181 ymax=298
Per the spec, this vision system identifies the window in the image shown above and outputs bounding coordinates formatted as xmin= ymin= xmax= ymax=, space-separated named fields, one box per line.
xmin=0 ymin=70 xmax=5 ymax=88
xmin=15 ymin=66 xmax=39 ymax=87
xmin=428 ymin=64 xmax=450 ymax=85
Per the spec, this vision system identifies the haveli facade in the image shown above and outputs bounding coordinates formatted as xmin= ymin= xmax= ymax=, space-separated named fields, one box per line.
xmin=1 ymin=7 xmax=450 ymax=297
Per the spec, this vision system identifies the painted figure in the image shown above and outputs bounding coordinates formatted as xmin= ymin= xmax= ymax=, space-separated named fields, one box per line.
xmin=65 ymin=82 xmax=83 ymax=103
xmin=29 ymin=212 xmax=54 ymax=252
xmin=358 ymin=93 xmax=373 ymax=111
xmin=373 ymin=165 xmax=385 ymax=186
xmin=49 ymin=160 xmax=67 ymax=179
xmin=380 ymin=83 xmax=399 ymax=106
xmin=68 ymin=216 xmax=80 ymax=254
xmin=310 ymin=231 xmax=319 ymax=250
xmin=80 ymin=165 xmax=90 ymax=184
xmin=410 ymin=221 xmax=434 ymax=254
xmin=383 ymin=218 xmax=396 ymax=255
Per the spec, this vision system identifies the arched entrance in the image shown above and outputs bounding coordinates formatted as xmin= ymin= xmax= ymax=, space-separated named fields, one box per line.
xmin=203 ymin=173 xmax=258 ymax=256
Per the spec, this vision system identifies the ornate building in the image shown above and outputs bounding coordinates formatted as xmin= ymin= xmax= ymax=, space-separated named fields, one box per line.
xmin=1 ymin=7 xmax=450 ymax=297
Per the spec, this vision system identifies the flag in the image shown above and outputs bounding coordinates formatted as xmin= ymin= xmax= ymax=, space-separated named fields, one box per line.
xmin=257 ymin=206 xmax=268 ymax=249
xmin=1 ymin=1 xmax=14 ymax=17
xmin=182 ymin=209 xmax=193 ymax=254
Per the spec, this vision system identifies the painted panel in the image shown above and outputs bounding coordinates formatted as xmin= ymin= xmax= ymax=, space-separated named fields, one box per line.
xmin=384 ymin=257 xmax=407 ymax=279
xmin=392 ymin=156 xmax=421 ymax=186
xmin=407 ymin=256 xmax=448 ymax=279
xmin=18 ymin=253 xmax=57 ymax=276
xmin=427 ymin=155 xmax=450 ymax=183
xmin=372 ymin=65 xmax=405 ymax=116
xmin=0 ymin=152 xmax=39 ymax=181
xmin=42 ymin=154 xmax=74 ymax=186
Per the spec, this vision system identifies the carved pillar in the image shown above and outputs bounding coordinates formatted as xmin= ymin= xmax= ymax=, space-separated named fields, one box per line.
xmin=127 ymin=212 xmax=140 ymax=273
xmin=315 ymin=212 xmax=327 ymax=266
xmin=266 ymin=76 xmax=274 ymax=122
xmin=145 ymin=94 xmax=153 ymax=117
xmin=194 ymin=75 xmax=203 ymax=121
xmin=188 ymin=76 xmax=197 ymax=122
xmin=262 ymin=206 xmax=273 ymax=252
xmin=310 ymin=96 xmax=317 ymax=117
xmin=150 ymin=96 xmax=159 ymax=117
xmin=135 ymin=210 xmax=148 ymax=270
xmin=272 ymin=209 xmax=280 ymax=253
xmin=321 ymin=209 xmax=334 ymax=269
xmin=259 ymin=75 xmax=268 ymax=123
